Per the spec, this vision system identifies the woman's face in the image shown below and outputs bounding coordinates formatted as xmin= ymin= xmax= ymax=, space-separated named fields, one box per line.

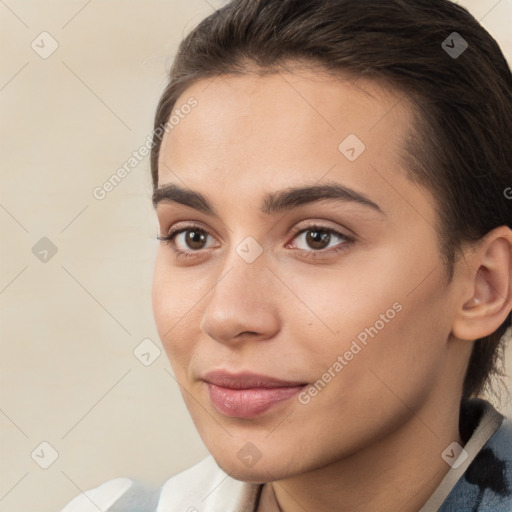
xmin=152 ymin=68 xmax=465 ymax=482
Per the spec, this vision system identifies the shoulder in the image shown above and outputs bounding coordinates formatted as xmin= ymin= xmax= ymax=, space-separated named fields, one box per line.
xmin=59 ymin=456 xmax=260 ymax=512
xmin=440 ymin=407 xmax=512 ymax=511
xmin=486 ymin=411 xmax=512 ymax=451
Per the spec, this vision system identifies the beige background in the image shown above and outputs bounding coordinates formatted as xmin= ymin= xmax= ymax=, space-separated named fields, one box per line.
xmin=0 ymin=1 xmax=511 ymax=511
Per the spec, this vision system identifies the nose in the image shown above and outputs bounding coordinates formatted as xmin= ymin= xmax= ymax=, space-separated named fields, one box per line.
xmin=199 ymin=247 xmax=281 ymax=346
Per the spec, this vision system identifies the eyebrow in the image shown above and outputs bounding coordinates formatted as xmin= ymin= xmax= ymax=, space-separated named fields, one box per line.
xmin=152 ymin=182 xmax=384 ymax=216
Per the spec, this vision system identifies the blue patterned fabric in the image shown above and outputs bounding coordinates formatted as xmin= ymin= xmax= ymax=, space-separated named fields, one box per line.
xmin=438 ymin=405 xmax=512 ymax=512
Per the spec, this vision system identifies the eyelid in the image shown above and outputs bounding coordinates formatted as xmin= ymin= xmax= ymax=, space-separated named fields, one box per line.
xmin=159 ymin=220 xmax=219 ymax=242
xmin=288 ymin=218 xmax=355 ymax=239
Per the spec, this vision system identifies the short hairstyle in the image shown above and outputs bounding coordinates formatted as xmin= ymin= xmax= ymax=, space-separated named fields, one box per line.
xmin=150 ymin=0 xmax=512 ymax=399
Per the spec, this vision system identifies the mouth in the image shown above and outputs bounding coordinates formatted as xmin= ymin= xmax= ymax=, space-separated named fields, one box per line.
xmin=202 ymin=371 xmax=308 ymax=419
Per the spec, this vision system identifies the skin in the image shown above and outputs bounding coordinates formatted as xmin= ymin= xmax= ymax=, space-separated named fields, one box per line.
xmin=151 ymin=66 xmax=512 ymax=512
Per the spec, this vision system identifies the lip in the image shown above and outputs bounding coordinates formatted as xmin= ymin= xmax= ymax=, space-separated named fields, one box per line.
xmin=202 ymin=371 xmax=307 ymax=419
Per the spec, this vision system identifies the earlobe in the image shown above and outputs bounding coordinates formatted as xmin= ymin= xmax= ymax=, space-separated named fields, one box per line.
xmin=452 ymin=227 xmax=512 ymax=341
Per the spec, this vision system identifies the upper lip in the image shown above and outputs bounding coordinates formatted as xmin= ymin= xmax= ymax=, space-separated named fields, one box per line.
xmin=202 ymin=370 xmax=307 ymax=389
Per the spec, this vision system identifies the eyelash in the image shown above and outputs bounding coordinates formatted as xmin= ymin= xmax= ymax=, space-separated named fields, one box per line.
xmin=156 ymin=223 xmax=353 ymax=260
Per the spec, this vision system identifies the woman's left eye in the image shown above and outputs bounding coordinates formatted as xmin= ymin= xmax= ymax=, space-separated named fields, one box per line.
xmin=288 ymin=226 xmax=352 ymax=256
xmin=157 ymin=223 xmax=352 ymax=259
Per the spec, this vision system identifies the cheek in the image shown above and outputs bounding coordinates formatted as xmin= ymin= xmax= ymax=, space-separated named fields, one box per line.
xmin=151 ymin=253 xmax=199 ymax=368
xmin=282 ymin=270 xmax=451 ymax=466
xmin=281 ymin=259 xmax=399 ymax=345
xmin=151 ymin=254 xmax=173 ymax=340
xmin=285 ymin=249 xmax=450 ymax=388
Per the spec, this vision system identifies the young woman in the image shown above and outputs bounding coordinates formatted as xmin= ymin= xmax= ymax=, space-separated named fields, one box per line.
xmin=61 ymin=0 xmax=512 ymax=510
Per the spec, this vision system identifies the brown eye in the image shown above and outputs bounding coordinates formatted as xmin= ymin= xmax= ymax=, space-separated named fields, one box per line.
xmin=304 ymin=229 xmax=332 ymax=250
xmin=287 ymin=224 xmax=353 ymax=260
xmin=157 ymin=224 xmax=215 ymax=254
xmin=183 ymin=229 xmax=208 ymax=250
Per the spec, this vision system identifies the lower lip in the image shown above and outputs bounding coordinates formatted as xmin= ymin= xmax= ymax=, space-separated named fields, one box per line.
xmin=206 ymin=383 xmax=305 ymax=419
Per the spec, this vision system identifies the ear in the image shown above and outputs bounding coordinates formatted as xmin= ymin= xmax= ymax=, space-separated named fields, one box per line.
xmin=451 ymin=226 xmax=512 ymax=341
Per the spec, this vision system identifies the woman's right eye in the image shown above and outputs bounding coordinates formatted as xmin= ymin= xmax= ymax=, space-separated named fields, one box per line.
xmin=157 ymin=224 xmax=215 ymax=257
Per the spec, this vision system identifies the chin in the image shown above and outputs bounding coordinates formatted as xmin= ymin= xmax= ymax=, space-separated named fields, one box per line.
xmin=209 ymin=447 xmax=307 ymax=484
xmin=212 ymin=455 xmax=275 ymax=483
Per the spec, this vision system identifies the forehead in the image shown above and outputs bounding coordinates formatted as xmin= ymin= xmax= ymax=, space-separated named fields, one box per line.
xmin=159 ymin=68 xmax=413 ymax=172
xmin=156 ymin=68 xmax=432 ymax=222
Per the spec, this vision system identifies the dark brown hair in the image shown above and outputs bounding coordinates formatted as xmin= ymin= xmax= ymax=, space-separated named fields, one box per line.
xmin=150 ymin=0 xmax=512 ymax=399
